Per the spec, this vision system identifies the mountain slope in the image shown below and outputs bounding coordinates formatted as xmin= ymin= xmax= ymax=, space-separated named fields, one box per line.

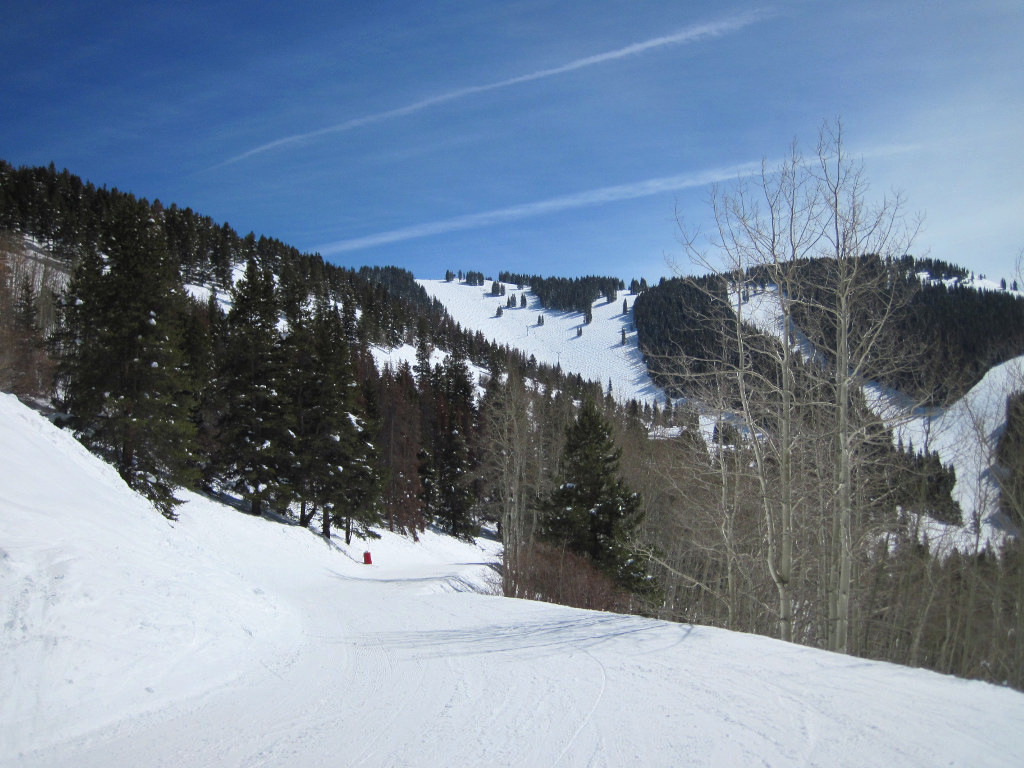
xmin=418 ymin=278 xmax=660 ymax=404
xmin=2 ymin=393 xmax=1024 ymax=767
xmin=737 ymin=284 xmax=1023 ymax=550
xmin=426 ymin=273 xmax=1023 ymax=550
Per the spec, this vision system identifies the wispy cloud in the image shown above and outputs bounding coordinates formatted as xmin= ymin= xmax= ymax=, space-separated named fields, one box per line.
xmin=316 ymin=160 xmax=764 ymax=255
xmin=222 ymin=12 xmax=768 ymax=167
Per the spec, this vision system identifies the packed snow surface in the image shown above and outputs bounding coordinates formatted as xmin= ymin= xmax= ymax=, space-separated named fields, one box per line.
xmin=418 ymin=279 xmax=661 ymax=405
xmin=2 ymin=393 xmax=1023 ymax=767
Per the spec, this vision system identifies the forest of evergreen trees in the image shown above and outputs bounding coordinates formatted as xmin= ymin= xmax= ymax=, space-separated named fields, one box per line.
xmin=498 ymin=271 xmax=624 ymax=314
xmin=634 ymin=256 xmax=1024 ymax=406
xmin=3 ymin=159 xmax=1024 ymax=690
xmin=0 ymin=159 xmax=642 ymax=560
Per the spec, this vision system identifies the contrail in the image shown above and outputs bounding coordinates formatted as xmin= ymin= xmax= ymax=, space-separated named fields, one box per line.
xmin=315 ymin=160 xmax=765 ymax=255
xmin=222 ymin=12 xmax=767 ymax=166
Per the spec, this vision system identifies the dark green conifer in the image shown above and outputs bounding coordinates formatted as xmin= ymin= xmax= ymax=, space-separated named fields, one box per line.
xmin=212 ymin=254 xmax=284 ymax=515
xmin=543 ymin=399 xmax=649 ymax=592
xmin=56 ymin=198 xmax=198 ymax=517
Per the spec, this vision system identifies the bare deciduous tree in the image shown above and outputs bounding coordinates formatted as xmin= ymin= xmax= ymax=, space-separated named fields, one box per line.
xmin=660 ymin=119 xmax=924 ymax=650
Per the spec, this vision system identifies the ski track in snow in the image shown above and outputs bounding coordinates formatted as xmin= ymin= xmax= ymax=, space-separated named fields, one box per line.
xmin=3 ymin=387 xmax=1024 ymax=764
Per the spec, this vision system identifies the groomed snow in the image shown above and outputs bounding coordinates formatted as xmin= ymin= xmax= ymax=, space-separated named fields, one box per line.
xmin=418 ymin=279 xmax=662 ymax=406
xmin=2 ymin=393 xmax=1024 ymax=766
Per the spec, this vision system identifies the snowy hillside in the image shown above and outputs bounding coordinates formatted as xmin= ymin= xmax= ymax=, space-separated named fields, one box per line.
xmin=893 ymin=356 xmax=1024 ymax=549
xmin=422 ymin=276 xmax=1024 ymax=551
xmin=3 ymin=393 xmax=1024 ymax=767
xmin=419 ymin=278 xmax=661 ymax=405
xmin=736 ymin=285 xmax=1023 ymax=550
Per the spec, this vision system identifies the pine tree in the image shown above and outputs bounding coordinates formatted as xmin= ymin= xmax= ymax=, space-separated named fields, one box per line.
xmin=378 ymin=362 xmax=425 ymax=536
xmin=332 ymin=376 xmax=384 ymax=544
xmin=427 ymin=350 xmax=479 ymax=539
xmin=279 ymin=286 xmax=335 ymax=527
xmin=55 ymin=197 xmax=198 ymax=517
xmin=212 ymin=253 xmax=285 ymax=515
xmin=543 ymin=399 xmax=649 ymax=592
xmin=6 ymin=270 xmax=53 ymax=396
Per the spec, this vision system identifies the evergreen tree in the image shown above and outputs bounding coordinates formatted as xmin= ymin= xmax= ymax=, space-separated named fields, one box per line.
xmin=997 ymin=392 xmax=1024 ymax=528
xmin=378 ymin=362 xmax=425 ymax=536
xmin=5 ymin=268 xmax=53 ymax=396
xmin=184 ymin=292 xmax=222 ymax=487
xmin=278 ymin=287 xmax=347 ymax=529
xmin=427 ymin=350 xmax=479 ymax=539
xmin=333 ymin=375 xmax=384 ymax=544
xmin=212 ymin=254 xmax=285 ymax=515
xmin=543 ymin=399 xmax=649 ymax=592
xmin=55 ymin=198 xmax=198 ymax=517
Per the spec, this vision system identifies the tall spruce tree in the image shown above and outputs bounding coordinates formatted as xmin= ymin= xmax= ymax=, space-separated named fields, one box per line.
xmin=333 ymin=377 xmax=383 ymax=544
xmin=378 ymin=361 xmax=425 ymax=536
xmin=427 ymin=349 xmax=478 ymax=539
xmin=543 ymin=398 xmax=649 ymax=592
xmin=212 ymin=253 xmax=285 ymax=515
xmin=55 ymin=197 xmax=198 ymax=517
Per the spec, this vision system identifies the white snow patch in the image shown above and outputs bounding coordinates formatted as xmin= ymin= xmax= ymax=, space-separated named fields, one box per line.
xmin=418 ymin=279 xmax=662 ymax=406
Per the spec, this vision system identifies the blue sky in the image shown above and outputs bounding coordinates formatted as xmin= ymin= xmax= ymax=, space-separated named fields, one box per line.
xmin=2 ymin=1 xmax=1021 ymax=282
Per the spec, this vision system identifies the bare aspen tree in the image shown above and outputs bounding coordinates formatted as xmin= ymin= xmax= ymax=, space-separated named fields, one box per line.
xmin=665 ymin=120 xmax=922 ymax=649
xmin=670 ymin=143 xmax=827 ymax=642
xmin=809 ymin=121 xmax=920 ymax=651
xmin=479 ymin=368 xmax=536 ymax=596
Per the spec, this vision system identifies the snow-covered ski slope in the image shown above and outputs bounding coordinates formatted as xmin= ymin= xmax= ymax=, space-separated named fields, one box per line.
xmin=3 ymin=393 xmax=1023 ymax=767
xmin=419 ymin=279 xmax=661 ymax=404
xmin=423 ymin=276 xmax=1024 ymax=550
xmin=737 ymin=284 xmax=1024 ymax=550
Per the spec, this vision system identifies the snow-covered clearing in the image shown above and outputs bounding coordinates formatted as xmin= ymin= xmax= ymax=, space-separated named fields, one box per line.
xmin=418 ymin=279 xmax=661 ymax=405
xmin=2 ymin=393 xmax=1023 ymax=767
